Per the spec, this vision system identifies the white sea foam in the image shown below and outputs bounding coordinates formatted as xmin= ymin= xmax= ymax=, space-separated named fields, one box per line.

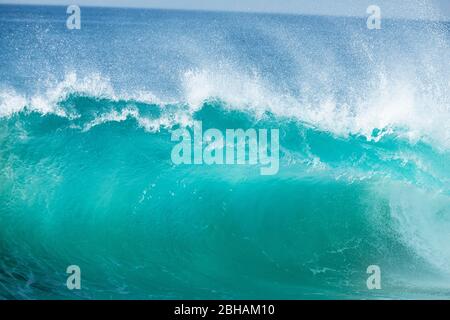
xmin=387 ymin=183 xmax=450 ymax=274
xmin=0 ymin=89 xmax=27 ymax=117
xmin=0 ymin=72 xmax=165 ymax=119
xmin=0 ymin=72 xmax=113 ymax=118
xmin=1 ymin=62 xmax=449 ymax=152
xmin=82 ymin=106 xmax=193 ymax=133
xmin=181 ymin=65 xmax=450 ymax=151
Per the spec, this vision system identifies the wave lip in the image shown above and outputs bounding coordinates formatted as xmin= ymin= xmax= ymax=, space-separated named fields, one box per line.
xmin=3 ymin=69 xmax=450 ymax=153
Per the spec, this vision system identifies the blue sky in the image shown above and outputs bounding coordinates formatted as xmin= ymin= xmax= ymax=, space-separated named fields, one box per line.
xmin=1 ymin=0 xmax=449 ymax=20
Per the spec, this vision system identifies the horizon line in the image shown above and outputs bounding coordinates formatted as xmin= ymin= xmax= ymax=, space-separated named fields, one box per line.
xmin=0 ymin=2 xmax=449 ymax=22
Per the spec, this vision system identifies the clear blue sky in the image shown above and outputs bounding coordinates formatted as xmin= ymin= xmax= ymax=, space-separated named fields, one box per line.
xmin=1 ymin=0 xmax=449 ymax=20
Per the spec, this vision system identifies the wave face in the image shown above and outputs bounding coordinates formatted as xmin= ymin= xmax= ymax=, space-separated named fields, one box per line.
xmin=1 ymin=5 xmax=450 ymax=299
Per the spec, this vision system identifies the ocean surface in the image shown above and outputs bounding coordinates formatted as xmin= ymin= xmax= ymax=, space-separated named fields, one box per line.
xmin=0 ymin=4 xmax=450 ymax=299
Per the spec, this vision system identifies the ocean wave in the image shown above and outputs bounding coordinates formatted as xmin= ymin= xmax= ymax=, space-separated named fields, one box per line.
xmin=1 ymin=70 xmax=449 ymax=153
xmin=1 ymin=6 xmax=450 ymax=299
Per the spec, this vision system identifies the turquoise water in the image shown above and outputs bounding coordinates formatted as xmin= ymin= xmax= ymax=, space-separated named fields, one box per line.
xmin=0 ymin=5 xmax=450 ymax=299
